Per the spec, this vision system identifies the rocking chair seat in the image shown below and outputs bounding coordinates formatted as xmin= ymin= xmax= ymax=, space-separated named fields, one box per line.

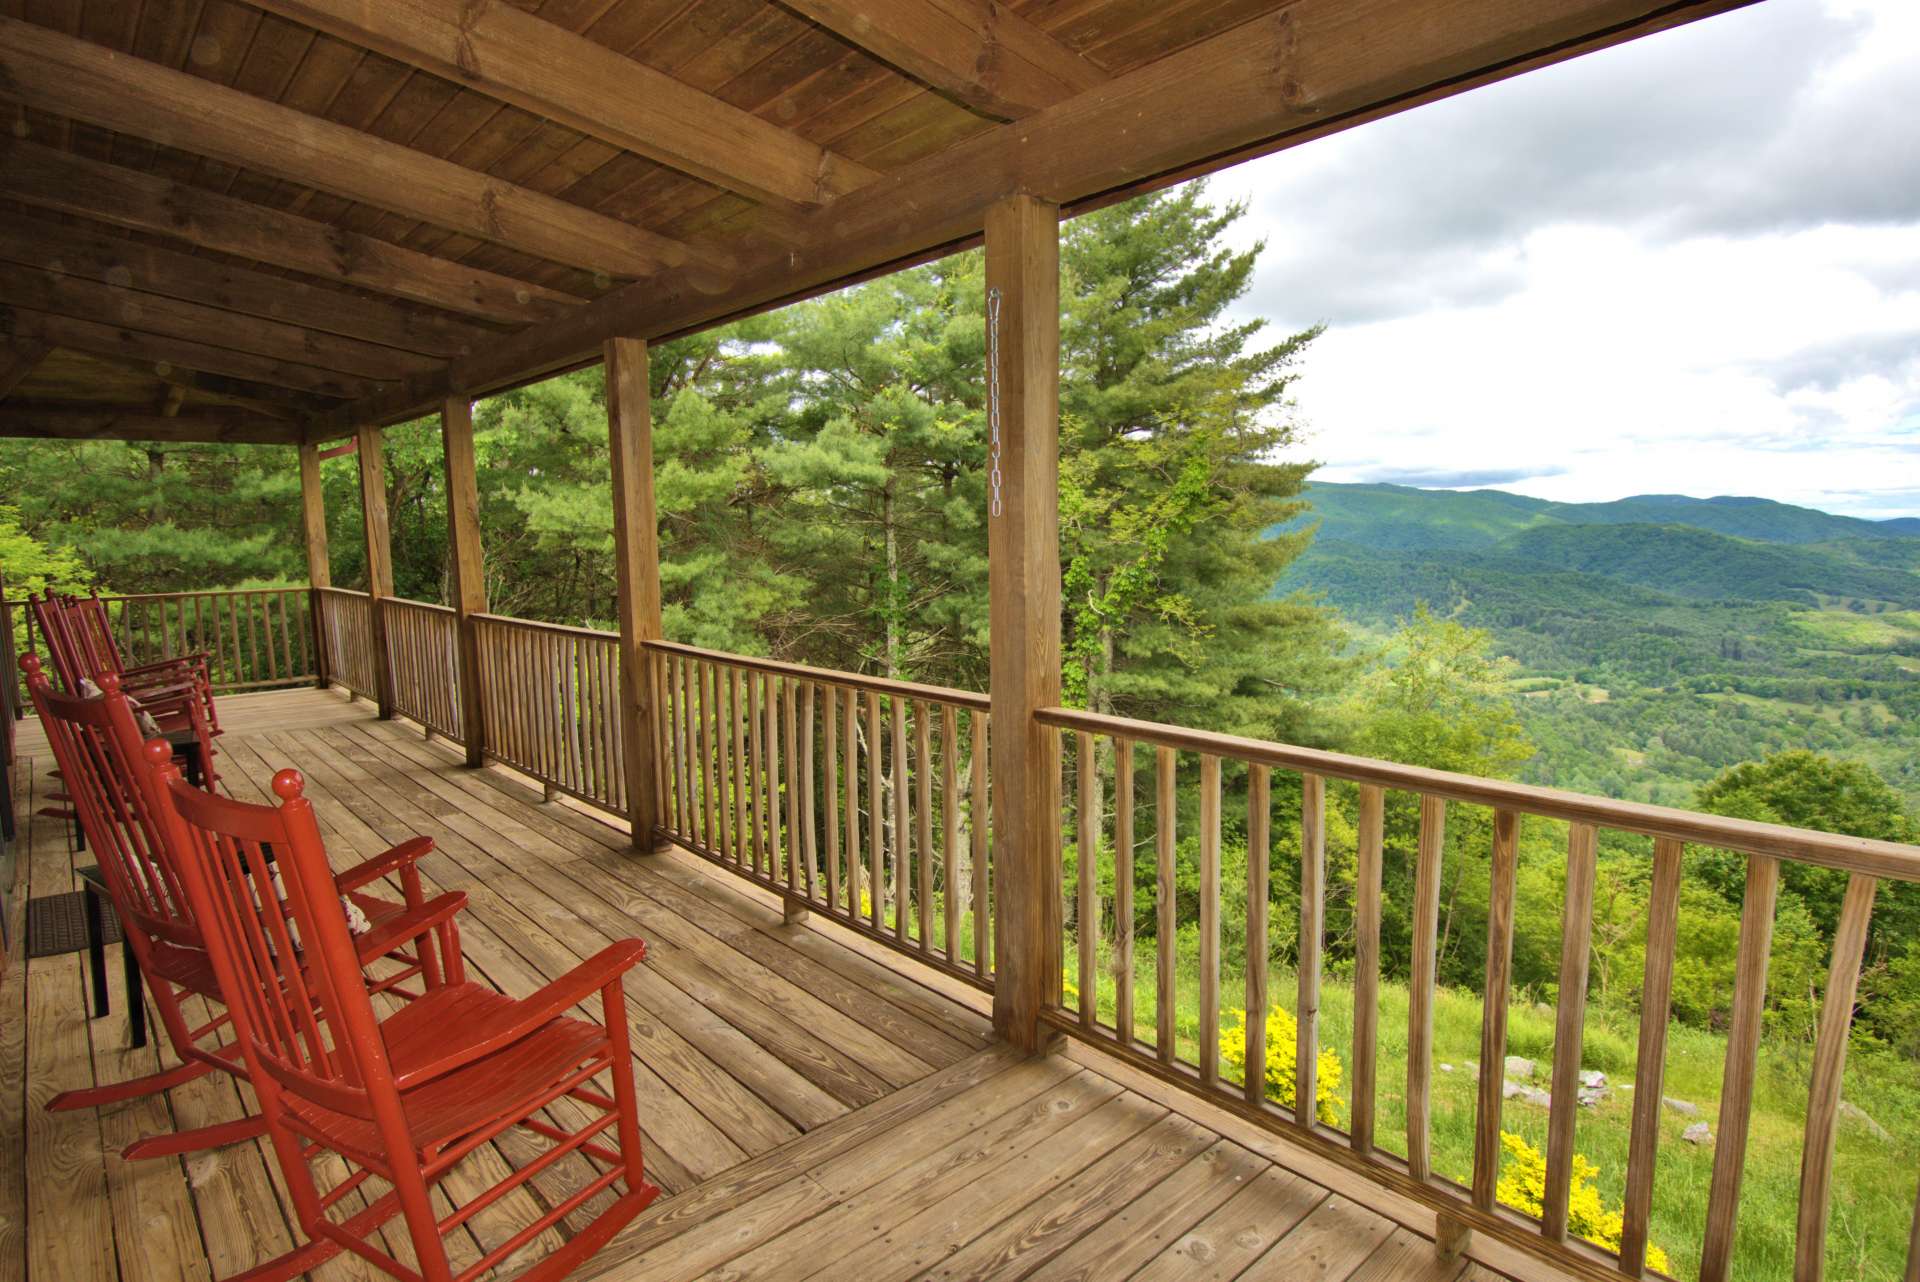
xmin=282 ymin=981 xmax=608 ymax=1163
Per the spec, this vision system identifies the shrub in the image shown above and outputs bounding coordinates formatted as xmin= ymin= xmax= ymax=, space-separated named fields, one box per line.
xmin=1219 ymin=1006 xmax=1345 ymax=1126
xmin=1494 ymin=1131 xmax=1670 ymax=1273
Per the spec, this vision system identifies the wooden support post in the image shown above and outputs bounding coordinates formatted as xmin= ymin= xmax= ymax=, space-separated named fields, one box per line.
xmin=606 ymin=336 xmax=666 ymax=852
xmin=984 ymin=192 xmax=1063 ymax=1054
xmin=355 ymin=423 xmax=397 ymax=719
xmin=440 ymin=395 xmax=490 ymax=766
xmin=297 ymin=441 xmax=332 ymax=690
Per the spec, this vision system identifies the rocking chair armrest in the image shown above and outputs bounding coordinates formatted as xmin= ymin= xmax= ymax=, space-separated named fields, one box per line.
xmin=121 ymin=655 xmax=208 ymax=679
xmin=334 ymin=836 xmax=435 ymax=893
xmin=391 ymin=940 xmax=648 ymax=1090
xmin=113 ymin=674 xmax=202 ymax=701
xmin=351 ymin=890 xmax=468 ymax=964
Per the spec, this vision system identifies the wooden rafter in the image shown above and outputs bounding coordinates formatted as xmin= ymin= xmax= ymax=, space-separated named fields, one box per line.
xmin=0 ymin=339 xmax=51 ymax=401
xmin=246 ymin=0 xmax=880 ymax=211
xmin=0 ymin=263 xmax=431 ymax=384
xmin=321 ymin=0 xmax=1755 ymax=435
xmin=0 ymin=404 xmax=303 ymax=444
xmin=0 ymin=141 xmax=579 ymax=326
xmin=4 ymin=309 xmax=376 ymax=401
xmin=0 ymin=213 xmax=500 ymax=361
xmin=0 ymin=17 xmax=726 ymax=280
xmin=75 ymin=354 xmax=326 ymax=420
xmin=780 ymin=0 xmax=1107 ymax=120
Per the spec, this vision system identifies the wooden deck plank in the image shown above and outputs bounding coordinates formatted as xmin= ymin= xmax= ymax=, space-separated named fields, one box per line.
xmin=1237 ymin=1192 xmax=1400 ymax=1280
xmin=1132 ymin=1164 xmax=1326 ymax=1281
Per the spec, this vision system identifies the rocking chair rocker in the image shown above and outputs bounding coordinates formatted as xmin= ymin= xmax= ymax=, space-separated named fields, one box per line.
xmin=148 ymin=744 xmax=660 ymax=1282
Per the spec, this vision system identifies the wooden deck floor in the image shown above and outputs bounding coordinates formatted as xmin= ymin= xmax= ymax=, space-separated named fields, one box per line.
xmin=1 ymin=688 xmax=1530 ymax=1282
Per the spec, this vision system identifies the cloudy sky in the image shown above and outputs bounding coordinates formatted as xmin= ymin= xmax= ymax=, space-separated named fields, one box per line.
xmin=1211 ymin=0 xmax=1920 ymax=519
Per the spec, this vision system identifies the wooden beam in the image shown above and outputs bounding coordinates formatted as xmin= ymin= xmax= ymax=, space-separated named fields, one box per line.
xmin=984 ymin=192 xmax=1062 ymax=1052
xmin=0 ymin=339 xmax=49 ymax=401
xmin=355 ymin=423 xmax=398 ymax=720
xmin=4 ymin=309 xmax=364 ymax=402
xmin=70 ymin=353 xmax=319 ymax=419
xmin=0 ymin=406 xmax=301 ymax=444
xmin=605 ymin=336 xmax=666 ymax=852
xmin=440 ymin=394 xmax=489 ymax=766
xmin=0 ymin=213 xmax=499 ymax=360
xmin=297 ymin=441 xmax=333 ymax=688
xmin=0 ymin=141 xmax=579 ymax=326
xmin=0 ymin=18 xmax=718 ymax=280
xmin=0 ymin=265 xmax=425 ymax=385
xmin=319 ymin=0 xmax=1752 ymax=433
xmin=781 ymin=0 xmax=1106 ymax=120
xmin=248 ymin=0 xmax=878 ymax=211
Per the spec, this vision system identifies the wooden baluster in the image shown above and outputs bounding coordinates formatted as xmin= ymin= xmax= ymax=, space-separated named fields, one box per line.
xmin=1794 ymin=872 xmax=1879 ymax=1282
xmin=942 ymin=704 xmax=960 ymax=963
xmin=278 ymin=592 xmax=295 ymax=683
xmin=1199 ymin=754 xmax=1222 ymax=1084
xmin=1472 ymin=808 xmax=1520 ymax=1209
xmin=259 ymin=592 xmax=279 ymax=685
xmin=891 ymin=695 xmax=908 ymax=942
xmin=845 ymin=690 xmax=861 ymax=919
xmin=1076 ymin=729 xmax=1098 ymax=1027
xmin=915 ymin=701 xmax=933 ymax=949
xmin=1698 ymin=853 xmax=1778 ymax=1280
xmin=1407 ymin=794 xmax=1446 ymax=1180
xmin=971 ymin=710 xmax=990 ymax=978
xmin=650 ymin=647 xmax=670 ymax=826
xmin=1155 ymin=745 xmax=1177 ymax=1063
xmin=1113 ymin=738 xmax=1136 ymax=1047
xmin=866 ymin=690 xmax=883 ymax=929
xmin=714 ymin=662 xmax=734 ymax=863
xmin=746 ymin=669 xmax=765 ymax=874
xmin=1245 ymin=763 xmax=1270 ymax=1107
xmin=801 ymin=682 xmax=818 ymax=901
xmin=783 ymin=674 xmax=801 ymax=894
xmin=731 ymin=667 xmax=749 ymax=868
xmin=1352 ymin=784 xmax=1384 ymax=1154
xmin=824 ymin=685 xmax=841 ymax=905
xmin=1297 ymin=771 xmax=1326 ymax=1127
xmin=1621 ymin=837 xmax=1686 ymax=1275
xmin=669 ymin=653 xmax=689 ymax=835
xmin=767 ymin=674 xmax=785 ymax=886
xmin=1544 ymin=822 xmax=1599 ymax=1241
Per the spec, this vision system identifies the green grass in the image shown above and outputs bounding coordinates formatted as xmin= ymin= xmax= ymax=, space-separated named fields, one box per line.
xmin=1064 ymin=930 xmax=1920 ymax=1281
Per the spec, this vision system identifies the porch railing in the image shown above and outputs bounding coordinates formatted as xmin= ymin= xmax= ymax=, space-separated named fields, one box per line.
xmin=1037 ymin=705 xmax=1920 ymax=1282
xmin=266 ymin=594 xmax=1920 ymax=1281
xmin=646 ymin=640 xmax=993 ymax=989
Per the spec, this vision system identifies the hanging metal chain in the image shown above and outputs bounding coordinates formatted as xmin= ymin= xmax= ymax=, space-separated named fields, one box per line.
xmin=986 ymin=285 xmax=1004 ymax=519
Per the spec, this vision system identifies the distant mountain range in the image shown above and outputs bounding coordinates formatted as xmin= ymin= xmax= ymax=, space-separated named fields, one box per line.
xmin=1281 ymin=483 xmax=1920 ymax=616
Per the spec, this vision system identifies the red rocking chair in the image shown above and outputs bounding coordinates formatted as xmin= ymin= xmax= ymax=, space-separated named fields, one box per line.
xmin=148 ymin=743 xmax=660 ymax=1282
xmin=31 ymin=590 xmax=220 ymax=737
xmin=24 ymin=655 xmax=459 ymax=1160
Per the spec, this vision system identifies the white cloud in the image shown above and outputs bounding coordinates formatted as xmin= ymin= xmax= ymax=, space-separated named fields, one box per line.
xmin=1210 ymin=0 xmax=1920 ymax=518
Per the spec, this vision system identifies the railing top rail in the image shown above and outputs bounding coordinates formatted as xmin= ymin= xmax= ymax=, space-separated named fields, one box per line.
xmin=645 ymin=638 xmax=992 ymax=712
xmin=473 ymin=611 xmax=617 ymax=642
xmin=315 ymin=586 xmax=371 ymax=599
xmin=384 ymin=596 xmax=456 ymax=616
xmin=1038 ymin=704 xmax=1920 ymax=881
xmin=92 ymin=586 xmax=312 ymax=603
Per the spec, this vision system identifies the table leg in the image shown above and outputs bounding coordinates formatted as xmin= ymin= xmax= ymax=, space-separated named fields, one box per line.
xmin=83 ymin=882 xmax=109 ymax=1019
xmin=122 ymin=936 xmax=146 ymax=1049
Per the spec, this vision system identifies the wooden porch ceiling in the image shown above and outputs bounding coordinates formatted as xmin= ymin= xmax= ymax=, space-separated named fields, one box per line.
xmin=0 ymin=0 xmax=1759 ymax=447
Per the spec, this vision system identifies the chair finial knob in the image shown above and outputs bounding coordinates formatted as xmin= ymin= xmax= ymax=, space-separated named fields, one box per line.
xmin=18 ymin=652 xmax=39 ymax=676
xmin=143 ymin=738 xmax=174 ymax=768
xmin=99 ymin=671 xmax=123 ymax=695
xmin=272 ymin=769 xmax=306 ymax=801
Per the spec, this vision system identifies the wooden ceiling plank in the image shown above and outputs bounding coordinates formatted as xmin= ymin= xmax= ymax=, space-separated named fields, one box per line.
xmin=72 ymin=353 xmax=322 ymax=419
xmin=318 ymin=0 xmax=1756 ymax=436
xmin=0 ymin=212 xmax=499 ymax=360
xmin=0 ymin=339 xmax=52 ymax=401
xmin=0 ymin=405 xmax=304 ymax=444
xmin=246 ymin=0 xmax=879 ymax=211
xmin=5 ymin=308 xmax=378 ymax=400
xmin=0 ymin=15 xmax=711 ymax=278
xmin=0 ymin=140 xmax=581 ymax=325
xmin=0 ymin=261 xmax=436 ymax=383
xmin=780 ymin=0 xmax=1109 ymax=120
